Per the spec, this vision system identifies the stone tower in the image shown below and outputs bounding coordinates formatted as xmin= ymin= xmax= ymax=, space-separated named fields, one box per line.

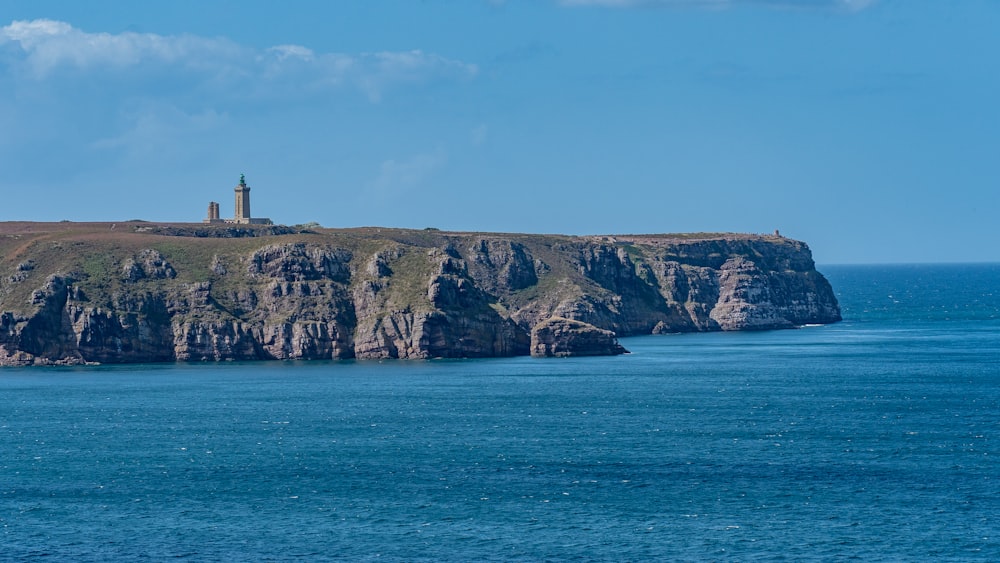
xmin=203 ymin=201 xmax=222 ymax=224
xmin=234 ymin=174 xmax=251 ymax=224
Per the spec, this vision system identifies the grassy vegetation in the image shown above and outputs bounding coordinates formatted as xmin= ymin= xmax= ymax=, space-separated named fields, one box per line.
xmin=382 ymin=248 xmax=436 ymax=312
xmin=0 ymin=221 xmax=800 ymax=320
xmin=618 ymin=243 xmax=647 ymax=262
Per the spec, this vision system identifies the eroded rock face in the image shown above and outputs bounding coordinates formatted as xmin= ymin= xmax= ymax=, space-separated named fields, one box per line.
xmin=642 ymin=241 xmax=840 ymax=331
xmin=2 ymin=275 xmax=86 ymax=365
xmin=248 ymin=244 xmax=351 ymax=282
xmin=123 ymin=249 xmax=176 ymax=282
xmin=352 ymin=250 xmax=529 ymax=359
xmin=68 ymin=293 xmax=175 ymax=364
xmin=709 ymin=257 xmax=791 ymax=330
xmin=466 ymin=239 xmax=538 ymax=294
xmin=530 ymin=316 xmax=628 ymax=357
xmin=0 ymin=229 xmax=840 ymax=365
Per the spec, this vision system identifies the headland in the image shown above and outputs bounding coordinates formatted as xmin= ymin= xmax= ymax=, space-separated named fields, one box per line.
xmin=0 ymin=221 xmax=841 ymax=365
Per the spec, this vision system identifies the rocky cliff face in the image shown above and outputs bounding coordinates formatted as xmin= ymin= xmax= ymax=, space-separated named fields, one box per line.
xmin=0 ymin=224 xmax=840 ymax=365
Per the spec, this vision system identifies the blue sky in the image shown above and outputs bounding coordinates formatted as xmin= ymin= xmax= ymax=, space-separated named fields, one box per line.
xmin=1 ymin=0 xmax=997 ymax=264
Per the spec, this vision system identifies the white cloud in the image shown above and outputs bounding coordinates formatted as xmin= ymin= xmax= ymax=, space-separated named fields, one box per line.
xmin=266 ymin=44 xmax=315 ymax=62
xmin=1 ymin=18 xmax=70 ymax=41
xmin=558 ymin=0 xmax=875 ymax=10
xmin=0 ymin=19 xmax=245 ymax=77
xmin=0 ymin=19 xmax=477 ymax=98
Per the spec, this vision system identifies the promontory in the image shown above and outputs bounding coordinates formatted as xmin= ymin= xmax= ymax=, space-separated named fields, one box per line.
xmin=0 ymin=222 xmax=840 ymax=365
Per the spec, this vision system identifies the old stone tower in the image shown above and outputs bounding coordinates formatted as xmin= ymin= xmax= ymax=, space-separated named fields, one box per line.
xmin=234 ymin=174 xmax=251 ymax=223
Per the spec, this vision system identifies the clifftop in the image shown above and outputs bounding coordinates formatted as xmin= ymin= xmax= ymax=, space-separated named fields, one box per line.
xmin=0 ymin=222 xmax=840 ymax=365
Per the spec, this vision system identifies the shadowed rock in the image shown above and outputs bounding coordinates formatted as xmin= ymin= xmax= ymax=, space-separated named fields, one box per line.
xmin=530 ymin=316 xmax=628 ymax=357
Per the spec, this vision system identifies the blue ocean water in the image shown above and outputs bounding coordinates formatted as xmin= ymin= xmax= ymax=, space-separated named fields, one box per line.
xmin=2 ymin=264 xmax=999 ymax=561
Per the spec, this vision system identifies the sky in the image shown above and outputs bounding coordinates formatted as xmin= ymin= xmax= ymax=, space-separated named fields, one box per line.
xmin=0 ymin=0 xmax=997 ymax=264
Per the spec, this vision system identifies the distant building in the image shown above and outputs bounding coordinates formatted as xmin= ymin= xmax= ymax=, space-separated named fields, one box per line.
xmin=204 ymin=174 xmax=272 ymax=225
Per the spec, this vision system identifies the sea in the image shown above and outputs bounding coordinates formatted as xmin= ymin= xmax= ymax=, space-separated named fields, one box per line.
xmin=2 ymin=264 xmax=998 ymax=561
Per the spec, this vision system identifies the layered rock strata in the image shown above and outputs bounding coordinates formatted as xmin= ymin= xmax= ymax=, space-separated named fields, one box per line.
xmin=0 ymin=224 xmax=840 ymax=365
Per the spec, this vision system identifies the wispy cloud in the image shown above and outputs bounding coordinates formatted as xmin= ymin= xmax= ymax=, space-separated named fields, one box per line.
xmin=356 ymin=50 xmax=479 ymax=102
xmin=0 ymin=19 xmax=245 ymax=76
xmin=0 ymin=19 xmax=477 ymax=100
xmin=558 ymin=0 xmax=875 ymax=11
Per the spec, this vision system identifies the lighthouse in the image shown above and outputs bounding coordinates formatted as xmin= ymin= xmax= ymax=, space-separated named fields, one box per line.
xmin=234 ymin=173 xmax=251 ymax=223
xmin=203 ymin=173 xmax=272 ymax=225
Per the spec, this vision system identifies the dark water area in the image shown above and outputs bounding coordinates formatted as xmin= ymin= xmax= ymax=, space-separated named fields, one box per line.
xmin=2 ymin=264 xmax=999 ymax=561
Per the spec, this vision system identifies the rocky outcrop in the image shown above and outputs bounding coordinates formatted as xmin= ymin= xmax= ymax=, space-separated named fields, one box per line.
xmin=466 ymin=238 xmax=538 ymax=295
xmin=352 ymin=249 xmax=529 ymax=359
xmin=530 ymin=317 xmax=628 ymax=357
xmin=122 ymin=249 xmax=176 ymax=282
xmin=0 ymin=225 xmax=841 ymax=365
xmin=2 ymin=275 xmax=86 ymax=365
xmin=247 ymin=244 xmax=352 ymax=282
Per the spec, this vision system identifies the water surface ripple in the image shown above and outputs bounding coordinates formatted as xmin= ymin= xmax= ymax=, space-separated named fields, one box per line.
xmin=2 ymin=264 xmax=998 ymax=560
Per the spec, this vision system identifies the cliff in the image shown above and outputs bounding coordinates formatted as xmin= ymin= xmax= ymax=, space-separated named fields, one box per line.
xmin=0 ymin=222 xmax=840 ymax=365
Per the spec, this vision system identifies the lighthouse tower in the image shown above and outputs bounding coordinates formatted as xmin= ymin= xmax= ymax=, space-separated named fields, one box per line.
xmin=234 ymin=173 xmax=251 ymax=224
